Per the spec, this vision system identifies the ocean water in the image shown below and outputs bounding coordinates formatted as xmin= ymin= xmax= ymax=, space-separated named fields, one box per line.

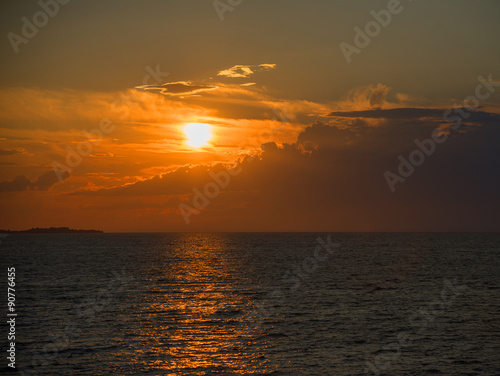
xmin=1 ymin=233 xmax=500 ymax=375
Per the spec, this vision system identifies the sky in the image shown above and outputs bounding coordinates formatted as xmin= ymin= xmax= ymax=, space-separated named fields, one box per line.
xmin=0 ymin=0 xmax=499 ymax=232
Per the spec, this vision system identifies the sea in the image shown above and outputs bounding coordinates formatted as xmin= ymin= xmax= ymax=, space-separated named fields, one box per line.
xmin=1 ymin=233 xmax=499 ymax=375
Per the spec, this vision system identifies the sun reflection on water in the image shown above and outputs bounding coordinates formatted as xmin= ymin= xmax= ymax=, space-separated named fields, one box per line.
xmin=131 ymin=233 xmax=274 ymax=374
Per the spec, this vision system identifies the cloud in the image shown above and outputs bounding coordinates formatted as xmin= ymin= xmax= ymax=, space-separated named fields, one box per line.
xmin=0 ymin=170 xmax=69 ymax=192
xmin=217 ymin=64 xmax=277 ymax=78
xmin=329 ymin=107 xmax=500 ymax=124
xmin=368 ymin=83 xmax=390 ymax=108
xmin=71 ymin=163 xmax=246 ymax=196
xmin=2 ymin=83 xmax=499 ymax=231
xmin=32 ymin=170 xmax=70 ymax=191
xmin=0 ymin=148 xmax=25 ymax=156
xmin=296 ymin=120 xmax=355 ymax=150
xmin=135 ymin=81 xmax=217 ymax=96
xmin=334 ymin=84 xmax=392 ymax=111
xmin=330 ymin=108 xmax=446 ymax=119
xmin=68 ymin=112 xmax=500 ymax=231
xmin=0 ymin=175 xmax=32 ymax=192
xmin=0 ymin=87 xmax=212 ymax=131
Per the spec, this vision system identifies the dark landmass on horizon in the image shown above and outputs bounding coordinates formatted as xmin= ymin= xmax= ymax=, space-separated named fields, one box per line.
xmin=0 ymin=227 xmax=103 ymax=234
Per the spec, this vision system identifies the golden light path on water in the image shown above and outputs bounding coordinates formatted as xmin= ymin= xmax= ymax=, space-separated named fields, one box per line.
xmin=131 ymin=234 xmax=274 ymax=374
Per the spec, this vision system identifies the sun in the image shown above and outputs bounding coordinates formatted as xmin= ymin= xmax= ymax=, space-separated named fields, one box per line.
xmin=184 ymin=123 xmax=212 ymax=148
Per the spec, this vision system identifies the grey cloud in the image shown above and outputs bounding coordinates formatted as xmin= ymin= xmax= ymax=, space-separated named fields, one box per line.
xmin=68 ymin=116 xmax=500 ymax=231
xmin=0 ymin=148 xmax=24 ymax=156
xmin=33 ymin=170 xmax=69 ymax=191
xmin=329 ymin=107 xmax=500 ymax=124
xmin=0 ymin=170 xmax=69 ymax=192
xmin=369 ymin=83 xmax=390 ymax=108
xmin=0 ymin=175 xmax=32 ymax=192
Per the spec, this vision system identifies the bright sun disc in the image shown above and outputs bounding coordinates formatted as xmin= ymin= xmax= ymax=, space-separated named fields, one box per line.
xmin=184 ymin=123 xmax=212 ymax=148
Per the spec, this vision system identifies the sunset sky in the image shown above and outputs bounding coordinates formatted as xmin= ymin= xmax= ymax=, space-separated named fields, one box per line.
xmin=1 ymin=0 xmax=499 ymax=232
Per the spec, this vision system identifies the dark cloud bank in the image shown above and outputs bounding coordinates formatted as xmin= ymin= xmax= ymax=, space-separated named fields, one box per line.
xmin=0 ymin=170 xmax=69 ymax=192
xmin=74 ymin=108 xmax=500 ymax=231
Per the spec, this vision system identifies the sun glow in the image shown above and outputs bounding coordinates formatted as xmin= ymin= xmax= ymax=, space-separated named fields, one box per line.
xmin=184 ymin=123 xmax=212 ymax=148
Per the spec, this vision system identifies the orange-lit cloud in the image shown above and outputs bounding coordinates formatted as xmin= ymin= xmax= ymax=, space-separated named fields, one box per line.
xmin=1 ymin=75 xmax=500 ymax=232
xmin=47 ymin=110 xmax=500 ymax=232
xmin=217 ymin=64 xmax=277 ymax=78
xmin=135 ymin=81 xmax=218 ymax=96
